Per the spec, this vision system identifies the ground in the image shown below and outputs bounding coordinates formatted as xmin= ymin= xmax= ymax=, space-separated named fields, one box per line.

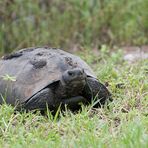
xmin=0 ymin=47 xmax=148 ymax=148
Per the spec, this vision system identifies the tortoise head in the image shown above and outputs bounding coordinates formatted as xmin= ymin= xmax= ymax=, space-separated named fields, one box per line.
xmin=61 ymin=68 xmax=87 ymax=87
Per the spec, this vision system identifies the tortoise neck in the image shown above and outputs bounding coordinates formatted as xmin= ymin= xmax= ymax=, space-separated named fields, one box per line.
xmin=55 ymin=80 xmax=85 ymax=99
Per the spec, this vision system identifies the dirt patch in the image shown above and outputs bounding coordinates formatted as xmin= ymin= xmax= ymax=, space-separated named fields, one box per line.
xmin=122 ymin=45 xmax=148 ymax=62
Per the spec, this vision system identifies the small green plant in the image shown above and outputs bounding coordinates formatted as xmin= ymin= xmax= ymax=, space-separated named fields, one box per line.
xmin=2 ymin=74 xmax=16 ymax=82
xmin=0 ymin=74 xmax=16 ymax=103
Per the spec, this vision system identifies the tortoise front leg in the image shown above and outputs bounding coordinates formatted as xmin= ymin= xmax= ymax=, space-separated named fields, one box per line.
xmin=83 ymin=77 xmax=111 ymax=107
xmin=23 ymin=88 xmax=56 ymax=111
xmin=61 ymin=96 xmax=87 ymax=111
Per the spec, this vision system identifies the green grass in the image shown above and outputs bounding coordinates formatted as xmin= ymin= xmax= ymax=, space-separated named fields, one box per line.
xmin=0 ymin=49 xmax=148 ymax=148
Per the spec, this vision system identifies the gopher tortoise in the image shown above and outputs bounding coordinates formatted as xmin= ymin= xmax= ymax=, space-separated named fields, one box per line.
xmin=0 ymin=47 xmax=111 ymax=111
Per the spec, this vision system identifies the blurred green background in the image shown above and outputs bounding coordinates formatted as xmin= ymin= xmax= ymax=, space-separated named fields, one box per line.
xmin=0 ymin=0 xmax=148 ymax=54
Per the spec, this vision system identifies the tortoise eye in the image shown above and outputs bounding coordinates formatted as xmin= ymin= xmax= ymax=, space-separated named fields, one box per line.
xmin=68 ymin=71 xmax=74 ymax=76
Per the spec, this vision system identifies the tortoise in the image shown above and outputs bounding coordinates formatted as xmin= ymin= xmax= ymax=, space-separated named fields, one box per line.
xmin=0 ymin=47 xmax=111 ymax=112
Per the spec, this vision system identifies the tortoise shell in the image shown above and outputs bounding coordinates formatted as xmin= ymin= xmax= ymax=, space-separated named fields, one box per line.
xmin=0 ymin=47 xmax=97 ymax=105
